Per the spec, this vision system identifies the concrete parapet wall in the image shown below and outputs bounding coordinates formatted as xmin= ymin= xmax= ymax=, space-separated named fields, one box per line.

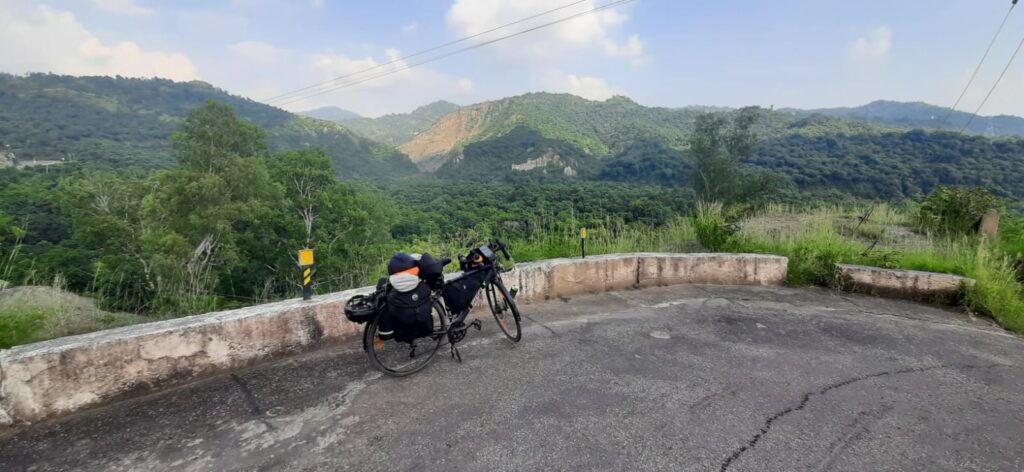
xmin=0 ymin=253 xmax=786 ymax=427
xmin=837 ymin=264 xmax=974 ymax=304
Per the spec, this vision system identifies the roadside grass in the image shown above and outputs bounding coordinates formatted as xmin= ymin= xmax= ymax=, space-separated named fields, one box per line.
xmin=406 ymin=217 xmax=697 ymax=265
xmin=0 ymin=285 xmax=147 ymax=349
xmin=708 ymin=203 xmax=1024 ymax=334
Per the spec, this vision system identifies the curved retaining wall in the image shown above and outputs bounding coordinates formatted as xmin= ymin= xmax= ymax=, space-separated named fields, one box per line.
xmin=0 ymin=253 xmax=786 ymax=427
xmin=837 ymin=264 xmax=974 ymax=305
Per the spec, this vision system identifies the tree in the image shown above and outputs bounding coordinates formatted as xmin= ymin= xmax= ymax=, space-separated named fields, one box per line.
xmin=689 ymin=107 xmax=786 ymax=203
xmin=266 ymin=149 xmax=336 ymax=243
xmin=170 ymin=100 xmax=268 ymax=173
xmin=146 ymin=101 xmax=281 ymax=311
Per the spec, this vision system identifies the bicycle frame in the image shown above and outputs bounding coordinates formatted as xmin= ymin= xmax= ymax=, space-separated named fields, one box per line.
xmin=441 ymin=263 xmax=500 ymax=328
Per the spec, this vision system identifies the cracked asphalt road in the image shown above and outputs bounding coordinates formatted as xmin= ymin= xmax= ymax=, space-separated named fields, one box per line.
xmin=2 ymin=285 xmax=1024 ymax=471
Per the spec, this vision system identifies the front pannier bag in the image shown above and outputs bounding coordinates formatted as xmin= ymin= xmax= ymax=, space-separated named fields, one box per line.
xmin=386 ymin=282 xmax=434 ymax=343
xmin=442 ymin=268 xmax=488 ymax=314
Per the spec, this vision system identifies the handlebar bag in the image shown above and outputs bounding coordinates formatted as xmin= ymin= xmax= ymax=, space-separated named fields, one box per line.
xmin=385 ymin=282 xmax=433 ymax=343
xmin=442 ymin=267 xmax=488 ymax=314
xmin=417 ymin=252 xmax=446 ymax=289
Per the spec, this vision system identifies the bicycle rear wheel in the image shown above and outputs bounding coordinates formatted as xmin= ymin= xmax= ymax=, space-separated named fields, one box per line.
xmin=364 ymin=300 xmax=447 ymax=376
xmin=486 ymin=280 xmax=521 ymax=342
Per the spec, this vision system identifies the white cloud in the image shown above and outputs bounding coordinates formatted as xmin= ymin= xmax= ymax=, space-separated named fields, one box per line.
xmin=0 ymin=3 xmax=198 ymax=81
xmin=91 ymin=0 xmax=153 ymax=16
xmin=564 ymin=74 xmax=619 ymax=101
xmin=457 ymin=78 xmax=474 ymax=92
xmin=402 ymin=21 xmax=418 ymax=35
xmin=228 ymin=41 xmax=288 ymax=67
xmin=603 ymin=34 xmax=647 ymax=66
xmin=847 ymin=26 xmax=892 ymax=62
xmin=447 ymin=0 xmax=630 ymax=62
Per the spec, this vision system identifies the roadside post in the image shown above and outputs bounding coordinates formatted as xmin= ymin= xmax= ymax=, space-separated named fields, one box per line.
xmin=299 ymin=248 xmax=315 ymax=301
xmin=580 ymin=227 xmax=587 ymax=259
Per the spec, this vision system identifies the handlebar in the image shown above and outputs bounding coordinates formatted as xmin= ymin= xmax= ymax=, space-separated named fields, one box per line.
xmin=490 ymin=239 xmax=511 ymax=261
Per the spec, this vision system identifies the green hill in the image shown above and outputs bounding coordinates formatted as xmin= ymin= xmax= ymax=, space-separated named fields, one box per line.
xmin=341 ymin=100 xmax=461 ymax=146
xmin=298 ymin=106 xmax=362 ymax=121
xmin=0 ymin=73 xmax=417 ymax=179
xmin=400 ymin=93 xmax=1024 ymax=200
xmin=799 ymin=100 xmax=1024 ymax=137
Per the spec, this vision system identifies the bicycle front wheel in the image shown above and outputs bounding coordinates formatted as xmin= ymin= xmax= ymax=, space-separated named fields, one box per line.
xmin=486 ymin=279 xmax=521 ymax=342
xmin=364 ymin=301 xmax=447 ymax=376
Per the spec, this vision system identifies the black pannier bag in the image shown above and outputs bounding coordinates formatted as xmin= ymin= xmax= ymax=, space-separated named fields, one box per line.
xmin=442 ymin=267 xmax=488 ymax=314
xmin=386 ymin=282 xmax=434 ymax=343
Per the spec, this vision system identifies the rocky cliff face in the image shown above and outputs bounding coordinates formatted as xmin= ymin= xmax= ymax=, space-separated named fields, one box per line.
xmin=0 ymin=149 xmax=15 ymax=167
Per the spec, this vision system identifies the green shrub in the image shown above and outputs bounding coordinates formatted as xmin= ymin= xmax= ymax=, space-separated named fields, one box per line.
xmin=916 ymin=186 xmax=1003 ymax=235
xmin=0 ymin=307 xmax=49 ymax=348
xmin=692 ymin=201 xmax=737 ymax=251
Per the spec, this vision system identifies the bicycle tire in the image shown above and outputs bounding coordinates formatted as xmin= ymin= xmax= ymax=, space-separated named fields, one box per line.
xmin=364 ymin=300 xmax=447 ymax=376
xmin=486 ymin=279 xmax=522 ymax=342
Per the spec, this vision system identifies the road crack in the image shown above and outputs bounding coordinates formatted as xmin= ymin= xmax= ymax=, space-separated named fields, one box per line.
xmin=230 ymin=374 xmax=275 ymax=430
xmin=718 ymin=364 xmax=1007 ymax=472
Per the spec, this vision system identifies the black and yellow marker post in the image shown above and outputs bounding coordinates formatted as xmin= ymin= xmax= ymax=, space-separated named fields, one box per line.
xmin=580 ymin=227 xmax=587 ymax=259
xmin=299 ymin=248 xmax=314 ymax=301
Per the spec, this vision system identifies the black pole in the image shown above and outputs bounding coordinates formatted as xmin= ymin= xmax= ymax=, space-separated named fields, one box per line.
xmin=302 ymin=266 xmax=312 ymax=301
xmin=581 ymin=227 xmax=587 ymax=259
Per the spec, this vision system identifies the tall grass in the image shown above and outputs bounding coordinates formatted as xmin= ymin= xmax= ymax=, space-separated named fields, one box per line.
xmin=405 ymin=217 xmax=697 ymax=265
xmin=700 ymin=203 xmax=1024 ymax=334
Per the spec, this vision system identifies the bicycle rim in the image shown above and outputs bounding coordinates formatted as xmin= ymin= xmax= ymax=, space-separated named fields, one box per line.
xmin=364 ymin=301 xmax=447 ymax=376
xmin=486 ymin=281 xmax=522 ymax=342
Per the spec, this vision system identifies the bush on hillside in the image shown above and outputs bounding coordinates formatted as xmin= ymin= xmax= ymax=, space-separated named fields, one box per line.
xmin=916 ymin=186 xmax=1003 ymax=235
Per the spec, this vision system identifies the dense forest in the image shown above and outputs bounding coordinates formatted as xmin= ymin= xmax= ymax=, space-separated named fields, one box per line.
xmin=0 ymin=73 xmax=417 ymax=178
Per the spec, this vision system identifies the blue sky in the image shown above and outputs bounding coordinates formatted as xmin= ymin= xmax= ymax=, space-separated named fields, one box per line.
xmin=2 ymin=0 xmax=1023 ymax=117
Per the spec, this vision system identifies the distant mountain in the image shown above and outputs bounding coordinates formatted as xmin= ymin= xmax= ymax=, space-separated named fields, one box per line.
xmin=397 ymin=93 xmax=1024 ymax=200
xmin=798 ymin=100 xmax=1024 ymax=137
xmin=399 ymin=93 xmax=706 ymax=170
xmin=298 ymin=106 xmax=361 ymax=121
xmin=341 ymin=100 xmax=461 ymax=146
xmin=0 ymin=73 xmax=417 ymax=179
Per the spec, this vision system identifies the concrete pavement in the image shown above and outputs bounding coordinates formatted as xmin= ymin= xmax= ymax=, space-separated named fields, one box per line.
xmin=1 ymin=284 xmax=1022 ymax=471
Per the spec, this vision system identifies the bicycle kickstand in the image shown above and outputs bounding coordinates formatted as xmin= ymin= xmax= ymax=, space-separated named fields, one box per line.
xmin=450 ymin=344 xmax=462 ymax=363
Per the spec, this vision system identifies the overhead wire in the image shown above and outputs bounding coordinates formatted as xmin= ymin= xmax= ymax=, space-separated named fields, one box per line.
xmin=938 ymin=1 xmax=1018 ymax=129
xmin=269 ymin=0 xmax=638 ymax=107
xmin=263 ymin=0 xmax=591 ymax=104
xmin=960 ymin=31 xmax=1024 ymax=133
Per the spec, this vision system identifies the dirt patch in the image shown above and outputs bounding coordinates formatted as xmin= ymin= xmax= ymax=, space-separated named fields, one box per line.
xmin=399 ymin=102 xmax=492 ymax=165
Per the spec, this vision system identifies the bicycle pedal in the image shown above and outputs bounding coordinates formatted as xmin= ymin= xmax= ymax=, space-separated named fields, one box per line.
xmin=471 ymin=319 xmax=482 ymax=330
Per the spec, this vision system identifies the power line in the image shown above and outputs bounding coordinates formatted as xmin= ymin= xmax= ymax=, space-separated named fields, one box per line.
xmin=938 ymin=1 xmax=1017 ymax=128
xmin=270 ymin=0 xmax=637 ymax=108
xmin=263 ymin=0 xmax=591 ymax=105
xmin=960 ymin=31 xmax=1024 ymax=133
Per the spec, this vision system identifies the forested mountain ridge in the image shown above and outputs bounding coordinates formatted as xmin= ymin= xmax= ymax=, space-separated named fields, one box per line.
xmin=398 ymin=93 xmax=1024 ymax=200
xmin=0 ymin=73 xmax=417 ymax=178
xmin=793 ymin=100 xmax=1024 ymax=137
xmin=399 ymin=93 xmax=704 ymax=169
xmin=298 ymin=106 xmax=362 ymax=121
xmin=340 ymin=100 xmax=461 ymax=146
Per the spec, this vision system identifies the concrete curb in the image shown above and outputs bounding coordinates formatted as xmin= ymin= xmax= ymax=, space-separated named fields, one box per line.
xmin=837 ymin=264 xmax=975 ymax=305
xmin=0 ymin=253 xmax=786 ymax=427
